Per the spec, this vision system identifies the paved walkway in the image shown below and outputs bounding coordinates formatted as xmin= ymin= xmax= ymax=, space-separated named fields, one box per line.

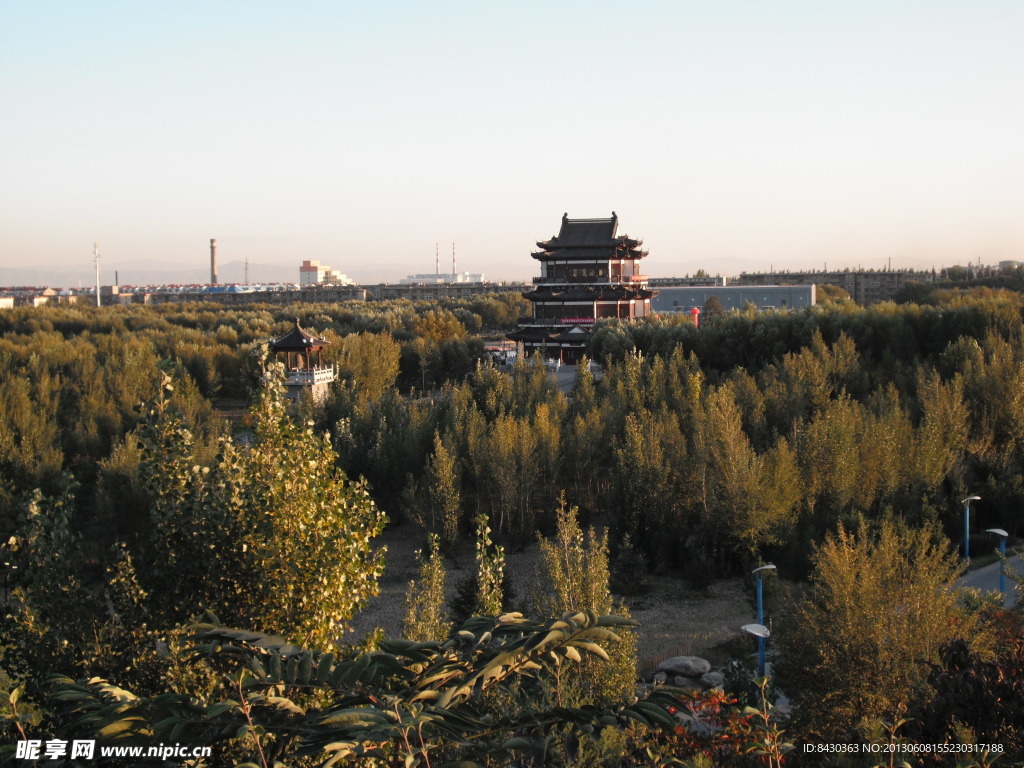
xmin=544 ymin=362 xmax=603 ymax=394
xmin=956 ymin=551 xmax=1023 ymax=608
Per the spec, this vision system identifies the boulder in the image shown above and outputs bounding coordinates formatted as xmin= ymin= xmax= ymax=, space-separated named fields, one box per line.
xmin=657 ymin=655 xmax=711 ymax=678
xmin=700 ymin=671 xmax=725 ymax=689
xmin=652 ymin=671 xmax=667 ymax=684
xmin=673 ymin=675 xmax=703 ymax=690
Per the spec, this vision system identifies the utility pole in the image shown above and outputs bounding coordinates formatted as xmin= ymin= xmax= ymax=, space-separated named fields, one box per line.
xmin=93 ymin=242 xmax=101 ymax=307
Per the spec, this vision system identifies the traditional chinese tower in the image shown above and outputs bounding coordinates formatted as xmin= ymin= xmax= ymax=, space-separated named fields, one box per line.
xmin=509 ymin=212 xmax=654 ymax=363
xmin=269 ymin=319 xmax=335 ymax=403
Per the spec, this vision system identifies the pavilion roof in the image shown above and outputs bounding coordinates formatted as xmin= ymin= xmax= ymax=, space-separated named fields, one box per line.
xmin=507 ymin=327 xmax=559 ymax=343
xmin=270 ymin=318 xmax=330 ymax=352
xmin=534 ymin=212 xmax=646 ymax=259
xmin=506 ymin=326 xmax=592 ymax=344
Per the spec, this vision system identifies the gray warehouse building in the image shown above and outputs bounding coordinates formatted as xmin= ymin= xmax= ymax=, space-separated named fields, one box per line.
xmin=651 ymin=284 xmax=816 ymax=314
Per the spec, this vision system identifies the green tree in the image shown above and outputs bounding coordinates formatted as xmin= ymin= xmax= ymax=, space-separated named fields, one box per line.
xmin=1 ymin=480 xmax=99 ymax=697
xmin=331 ymin=330 xmax=401 ymax=401
xmin=51 ymin=613 xmax=684 ymax=768
xmin=411 ymin=308 xmax=467 ymax=344
xmin=702 ymin=294 xmax=725 ymax=320
xmin=609 ymin=410 xmax=672 ymax=550
xmin=402 ymin=533 xmax=452 ymax=642
xmin=776 ymin=517 xmax=966 ymax=737
xmin=530 ymin=495 xmax=637 ymax=706
xmin=424 ymin=431 xmax=461 ymax=549
xmin=473 ymin=514 xmax=505 ymax=617
xmin=134 ymin=373 xmax=387 ymax=650
xmin=694 ymin=384 xmax=800 ymax=559
xmin=913 ymin=368 xmax=970 ymax=491
xmin=451 ymin=514 xmax=507 ymax=624
xmin=474 ymin=414 xmax=538 ymax=543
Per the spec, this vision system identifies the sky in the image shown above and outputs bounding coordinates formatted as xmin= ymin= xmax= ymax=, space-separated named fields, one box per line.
xmin=2 ymin=1 xmax=1022 ymax=285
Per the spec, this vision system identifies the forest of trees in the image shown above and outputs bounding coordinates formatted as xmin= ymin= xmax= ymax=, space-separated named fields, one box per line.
xmin=1 ymin=289 xmax=1022 ymax=766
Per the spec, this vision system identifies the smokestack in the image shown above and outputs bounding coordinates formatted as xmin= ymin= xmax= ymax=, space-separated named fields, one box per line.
xmin=452 ymin=242 xmax=456 ymax=276
xmin=210 ymin=238 xmax=218 ymax=285
xmin=436 ymin=243 xmax=439 ymax=275
xmin=115 ymin=270 xmax=119 ymax=287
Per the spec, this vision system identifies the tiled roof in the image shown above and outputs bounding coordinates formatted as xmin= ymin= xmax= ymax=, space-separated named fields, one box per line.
xmin=270 ymin=318 xmax=330 ymax=351
xmin=534 ymin=213 xmax=646 ymax=260
xmin=551 ymin=212 xmax=618 ymax=246
xmin=506 ymin=326 xmax=590 ymax=345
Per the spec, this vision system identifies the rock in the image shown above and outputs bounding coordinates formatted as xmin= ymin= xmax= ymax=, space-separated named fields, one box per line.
xmin=673 ymin=675 xmax=703 ymax=690
xmin=657 ymin=655 xmax=711 ymax=677
xmin=652 ymin=671 xmax=667 ymax=684
xmin=676 ymin=712 xmax=715 ymax=737
xmin=701 ymin=671 xmax=725 ymax=688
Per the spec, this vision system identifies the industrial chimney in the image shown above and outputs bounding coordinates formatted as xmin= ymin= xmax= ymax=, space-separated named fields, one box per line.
xmin=210 ymin=238 xmax=218 ymax=285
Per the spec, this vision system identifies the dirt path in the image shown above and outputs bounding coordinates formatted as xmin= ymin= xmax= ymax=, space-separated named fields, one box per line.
xmin=344 ymin=523 xmax=755 ymax=674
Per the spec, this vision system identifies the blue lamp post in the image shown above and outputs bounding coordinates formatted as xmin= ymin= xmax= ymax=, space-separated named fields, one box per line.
xmin=742 ymin=623 xmax=771 ymax=679
xmin=985 ymin=528 xmax=1009 ymax=598
xmin=752 ymin=565 xmax=776 ymax=676
xmin=962 ymin=495 xmax=980 ymax=563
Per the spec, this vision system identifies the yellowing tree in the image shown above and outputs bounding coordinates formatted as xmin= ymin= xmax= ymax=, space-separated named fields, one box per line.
xmin=530 ymin=495 xmax=637 ymax=706
xmin=331 ymin=330 xmax=401 ymax=401
xmin=776 ymin=517 xmax=965 ymax=737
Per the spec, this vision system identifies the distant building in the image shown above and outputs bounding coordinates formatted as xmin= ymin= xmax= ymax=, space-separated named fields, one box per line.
xmin=371 ymin=281 xmax=525 ymax=301
xmin=652 ymin=285 xmax=815 ymax=314
xmin=144 ymin=284 xmax=367 ymax=306
xmin=735 ymin=269 xmax=932 ymax=304
xmin=3 ymin=287 xmax=76 ymax=307
xmin=400 ymin=272 xmax=486 ymax=284
xmin=0 ymin=296 xmax=13 ymax=310
xmin=299 ymin=260 xmax=353 ymax=286
xmin=649 ymin=275 xmax=727 ymax=287
xmin=509 ymin=212 xmax=654 ymax=364
xmin=99 ymin=285 xmax=121 ymax=306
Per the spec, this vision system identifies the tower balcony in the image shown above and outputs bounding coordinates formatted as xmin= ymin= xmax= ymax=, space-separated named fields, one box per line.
xmin=516 ymin=316 xmax=597 ymax=327
xmin=532 ymin=275 xmax=649 ymax=285
xmin=284 ymin=365 xmax=335 ymax=386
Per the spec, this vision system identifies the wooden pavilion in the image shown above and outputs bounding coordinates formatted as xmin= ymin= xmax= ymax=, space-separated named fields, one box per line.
xmin=269 ymin=318 xmax=336 ymax=403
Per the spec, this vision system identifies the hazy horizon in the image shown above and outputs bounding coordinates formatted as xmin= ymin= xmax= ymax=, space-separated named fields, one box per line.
xmin=3 ymin=1 xmax=1022 ymax=284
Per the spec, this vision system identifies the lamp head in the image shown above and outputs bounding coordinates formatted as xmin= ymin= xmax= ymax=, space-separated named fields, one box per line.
xmin=962 ymin=495 xmax=981 ymax=503
xmin=742 ymin=623 xmax=771 ymax=638
xmin=985 ymin=528 xmax=1009 ymax=537
xmin=752 ymin=564 xmax=777 ymax=575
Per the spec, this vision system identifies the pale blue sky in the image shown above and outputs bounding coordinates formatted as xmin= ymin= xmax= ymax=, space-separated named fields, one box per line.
xmin=2 ymin=1 xmax=1022 ymax=283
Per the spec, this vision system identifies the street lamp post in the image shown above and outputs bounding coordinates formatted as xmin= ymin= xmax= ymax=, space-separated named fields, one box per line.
xmin=962 ymin=495 xmax=980 ymax=563
xmin=985 ymin=528 xmax=1009 ymax=598
xmin=2 ymin=562 xmax=14 ymax=602
xmin=742 ymin=623 xmax=771 ymax=679
xmin=752 ymin=565 xmax=776 ymax=676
